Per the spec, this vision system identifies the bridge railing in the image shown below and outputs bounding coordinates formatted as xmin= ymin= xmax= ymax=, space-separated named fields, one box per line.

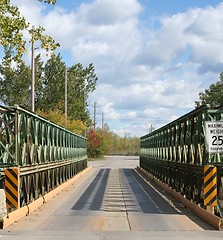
xmin=140 ymin=105 xmax=223 ymax=213
xmin=141 ymin=105 xmax=223 ymax=165
xmin=0 ymin=105 xmax=87 ymax=210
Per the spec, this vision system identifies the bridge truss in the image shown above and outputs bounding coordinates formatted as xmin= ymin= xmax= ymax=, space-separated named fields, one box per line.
xmin=140 ymin=105 xmax=223 ymax=216
xmin=0 ymin=105 xmax=87 ymax=210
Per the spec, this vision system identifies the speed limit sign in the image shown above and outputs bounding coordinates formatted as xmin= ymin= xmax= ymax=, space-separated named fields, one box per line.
xmin=204 ymin=121 xmax=223 ymax=153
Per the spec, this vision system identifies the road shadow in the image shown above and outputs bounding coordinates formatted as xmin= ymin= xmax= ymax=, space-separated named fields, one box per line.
xmin=131 ymin=169 xmax=215 ymax=230
xmin=121 ymin=169 xmax=179 ymax=214
xmin=72 ymin=168 xmax=109 ymax=211
xmin=70 ymin=167 xmax=216 ymax=230
xmin=72 ymin=168 xmax=179 ymax=214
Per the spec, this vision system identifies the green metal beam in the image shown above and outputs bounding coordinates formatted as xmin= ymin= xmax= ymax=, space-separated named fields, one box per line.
xmin=140 ymin=105 xmax=223 ymax=209
xmin=0 ymin=105 xmax=87 ymax=210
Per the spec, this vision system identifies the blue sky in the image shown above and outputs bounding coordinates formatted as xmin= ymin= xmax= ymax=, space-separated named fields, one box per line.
xmin=10 ymin=0 xmax=223 ymax=136
xmin=54 ymin=0 xmax=222 ymax=13
xmin=141 ymin=0 xmax=222 ymax=13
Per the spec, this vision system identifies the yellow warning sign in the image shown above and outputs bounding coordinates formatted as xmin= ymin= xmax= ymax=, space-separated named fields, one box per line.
xmin=4 ymin=168 xmax=20 ymax=209
xmin=204 ymin=165 xmax=217 ymax=206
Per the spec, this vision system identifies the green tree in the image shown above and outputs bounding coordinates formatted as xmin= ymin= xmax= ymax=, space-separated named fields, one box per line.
xmin=195 ymin=73 xmax=223 ymax=107
xmin=0 ymin=55 xmax=31 ymax=107
xmin=38 ymin=54 xmax=97 ymax=125
xmin=0 ymin=0 xmax=59 ymax=63
xmin=40 ymin=53 xmax=65 ymax=111
xmin=0 ymin=51 xmax=98 ymax=127
xmin=67 ymin=63 xmax=98 ymax=123
xmin=0 ymin=53 xmax=45 ymax=108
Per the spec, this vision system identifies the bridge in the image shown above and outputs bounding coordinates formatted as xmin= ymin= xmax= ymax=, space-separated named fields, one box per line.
xmin=0 ymin=105 xmax=87 ymax=210
xmin=0 ymin=105 xmax=223 ymax=239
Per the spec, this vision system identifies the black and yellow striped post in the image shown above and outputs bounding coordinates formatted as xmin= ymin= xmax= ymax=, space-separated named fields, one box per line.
xmin=204 ymin=165 xmax=217 ymax=213
xmin=4 ymin=168 xmax=20 ymax=209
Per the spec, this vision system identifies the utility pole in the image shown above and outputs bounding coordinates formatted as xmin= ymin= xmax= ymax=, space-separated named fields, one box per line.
xmin=102 ymin=112 xmax=104 ymax=130
xmin=93 ymin=102 xmax=96 ymax=130
xmin=65 ymin=67 xmax=67 ymax=121
xmin=31 ymin=39 xmax=35 ymax=112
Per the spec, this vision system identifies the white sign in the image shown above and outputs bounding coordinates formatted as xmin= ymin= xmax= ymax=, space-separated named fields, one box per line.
xmin=205 ymin=121 xmax=223 ymax=153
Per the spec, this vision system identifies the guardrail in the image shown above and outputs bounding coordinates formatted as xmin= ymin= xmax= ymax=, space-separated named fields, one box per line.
xmin=140 ymin=105 xmax=223 ymax=217
xmin=0 ymin=105 xmax=87 ymax=211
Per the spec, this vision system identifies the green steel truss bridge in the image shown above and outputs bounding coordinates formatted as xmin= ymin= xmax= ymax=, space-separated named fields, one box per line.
xmin=0 ymin=105 xmax=87 ymax=211
xmin=1 ymin=104 xmax=223 ymax=227
xmin=140 ymin=105 xmax=223 ymax=218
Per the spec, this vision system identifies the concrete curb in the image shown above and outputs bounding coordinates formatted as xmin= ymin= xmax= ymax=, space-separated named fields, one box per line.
xmin=135 ymin=166 xmax=223 ymax=231
xmin=1 ymin=166 xmax=92 ymax=229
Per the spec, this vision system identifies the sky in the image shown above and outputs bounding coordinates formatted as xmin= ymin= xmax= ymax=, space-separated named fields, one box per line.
xmin=10 ymin=0 xmax=223 ymax=137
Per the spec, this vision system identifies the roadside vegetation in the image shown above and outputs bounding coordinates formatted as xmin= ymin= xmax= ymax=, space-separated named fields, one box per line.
xmin=195 ymin=72 xmax=223 ymax=107
xmin=0 ymin=0 xmax=140 ymax=159
xmin=87 ymin=127 xmax=140 ymax=159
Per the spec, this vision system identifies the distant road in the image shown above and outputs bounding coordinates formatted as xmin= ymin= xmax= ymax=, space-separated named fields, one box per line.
xmin=1 ymin=156 xmax=223 ymax=240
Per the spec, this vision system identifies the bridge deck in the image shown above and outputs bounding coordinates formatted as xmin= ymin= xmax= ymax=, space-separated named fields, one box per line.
xmin=1 ymin=156 xmax=223 ymax=239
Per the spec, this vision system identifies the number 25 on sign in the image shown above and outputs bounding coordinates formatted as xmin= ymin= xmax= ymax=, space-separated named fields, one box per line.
xmin=204 ymin=121 xmax=223 ymax=153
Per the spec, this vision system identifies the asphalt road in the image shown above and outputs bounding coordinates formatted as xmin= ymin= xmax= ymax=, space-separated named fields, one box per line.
xmin=1 ymin=156 xmax=223 ymax=239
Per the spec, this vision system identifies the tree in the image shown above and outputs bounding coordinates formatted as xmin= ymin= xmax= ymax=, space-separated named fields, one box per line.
xmin=40 ymin=53 xmax=66 ymax=111
xmin=0 ymin=0 xmax=59 ymax=63
xmin=0 ymin=55 xmax=31 ymax=107
xmin=67 ymin=63 xmax=98 ymax=123
xmin=0 ymin=53 xmax=46 ymax=109
xmin=0 ymin=52 xmax=98 ymax=127
xmin=195 ymin=72 xmax=223 ymax=107
xmin=87 ymin=125 xmax=140 ymax=158
xmin=0 ymin=0 xmax=28 ymax=63
xmin=87 ymin=129 xmax=104 ymax=158
xmin=39 ymin=55 xmax=97 ymax=125
xmin=37 ymin=109 xmax=87 ymax=135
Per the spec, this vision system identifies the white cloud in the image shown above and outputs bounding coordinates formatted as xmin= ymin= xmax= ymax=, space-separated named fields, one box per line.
xmin=11 ymin=0 xmax=223 ymax=136
xmin=78 ymin=0 xmax=143 ymax=25
xmin=12 ymin=0 xmax=43 ymax=25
